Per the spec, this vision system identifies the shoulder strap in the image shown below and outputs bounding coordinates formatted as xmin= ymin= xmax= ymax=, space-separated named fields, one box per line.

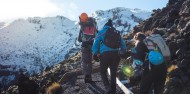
xmin=147 ymin=39 xmax=158 ymax=50
xmin=95 ymin=32 xmax=106 ymax=39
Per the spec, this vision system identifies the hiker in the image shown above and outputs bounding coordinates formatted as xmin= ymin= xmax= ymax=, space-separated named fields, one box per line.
xmin=92 ymin=19 xmax=127 ymax=94
xmin=126 ymin=32 xmax=148 ymax=89
xmin=133 ymin=29 xmax=169 ymax=94
xmin=78 ymin=13 xmax=98 ymax=83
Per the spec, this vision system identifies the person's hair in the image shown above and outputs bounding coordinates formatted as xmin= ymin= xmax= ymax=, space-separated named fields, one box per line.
xmin=133 ymin=32 xmax=146 ymax=46
xmin=134 ymin=32 xmax=145 ymax=41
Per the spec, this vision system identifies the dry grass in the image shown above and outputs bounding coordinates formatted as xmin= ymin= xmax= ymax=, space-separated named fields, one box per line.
xmin=46 ymin=82 xmax=62 ymax=94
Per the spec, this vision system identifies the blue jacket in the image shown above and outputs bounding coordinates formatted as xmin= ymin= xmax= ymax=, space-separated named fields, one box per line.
xmin=92 ymin=26 xmax=127 ymax=55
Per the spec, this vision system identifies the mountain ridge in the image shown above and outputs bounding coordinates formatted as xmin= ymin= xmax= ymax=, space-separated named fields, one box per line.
xmin=0 ymin=7 xmax=151 ymax=88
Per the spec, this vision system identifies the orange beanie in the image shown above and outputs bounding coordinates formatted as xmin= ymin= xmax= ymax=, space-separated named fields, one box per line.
xmin=80 ymin=13 xmax=88 ymax=22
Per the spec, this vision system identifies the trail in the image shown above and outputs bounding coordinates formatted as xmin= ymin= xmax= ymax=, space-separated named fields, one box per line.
xmin=61 ymin=71 xmax=125 ymax=94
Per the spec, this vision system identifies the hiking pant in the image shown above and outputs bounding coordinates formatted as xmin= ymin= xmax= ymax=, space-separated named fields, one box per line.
xmin=140 ymin=63 xmax=167 ymax=94
xmin=81 ymin=46 xmax=92 ymax=76
xmin=100 ymin=51 xmax=120 ymax=93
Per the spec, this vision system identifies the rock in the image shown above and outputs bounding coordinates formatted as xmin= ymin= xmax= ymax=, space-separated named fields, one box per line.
xmin=168 ymin=68 xmax=184 ymax=78
xmin=178 ymin=59 xmax=190 ymax=72
xmin=17 ymin=74 xmax=39 ymax=94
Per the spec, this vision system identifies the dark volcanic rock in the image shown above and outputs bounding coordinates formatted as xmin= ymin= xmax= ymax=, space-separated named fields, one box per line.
xmin=129 ymin=0 xmax=190 ymax=93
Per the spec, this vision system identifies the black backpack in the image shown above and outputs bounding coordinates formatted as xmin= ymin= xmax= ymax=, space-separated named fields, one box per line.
xmin=104 ymin=27 xmax=121 ymax=49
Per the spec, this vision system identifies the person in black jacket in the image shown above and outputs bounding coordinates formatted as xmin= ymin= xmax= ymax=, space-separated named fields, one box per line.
xmin=133 ymin=32 xmax=148 ymax=63
xmin=133 ymin=32 xmax=167 ymax=94
xmin=127 ymin=32 xmax=148 ymax=88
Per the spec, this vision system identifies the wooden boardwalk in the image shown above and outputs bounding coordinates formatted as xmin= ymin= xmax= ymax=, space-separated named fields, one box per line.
xmin=61 ymin=72 xmax=126 ymax=94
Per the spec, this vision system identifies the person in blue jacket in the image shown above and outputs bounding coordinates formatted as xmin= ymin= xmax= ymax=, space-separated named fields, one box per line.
xmin=92 ymin=19 xmax=127 ymax=94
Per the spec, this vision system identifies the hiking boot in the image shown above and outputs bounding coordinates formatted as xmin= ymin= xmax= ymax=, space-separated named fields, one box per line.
xmin=84 ymin=74 xmax=93 ymax=83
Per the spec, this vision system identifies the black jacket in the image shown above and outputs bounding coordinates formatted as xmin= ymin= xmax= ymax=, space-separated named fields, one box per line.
xmin=133 ymin=40 xmax=149 ymax=62
xmin=133 ymin=33 xmax=149 ymax=63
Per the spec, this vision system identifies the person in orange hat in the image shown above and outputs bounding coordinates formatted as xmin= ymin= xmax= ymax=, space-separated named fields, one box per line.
xmin=80 ymin=13 xmax=89 ymax=23
xmin=78 ymin=13 xmax=98 ymax=83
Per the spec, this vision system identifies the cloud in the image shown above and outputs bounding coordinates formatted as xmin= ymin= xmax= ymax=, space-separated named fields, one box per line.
xmin=53 ymin=2 xmax=79 ymax=21
xmin=0 ymin=0 xmax=80 ymax=22
xmin=0 ymin=0 xmax=59 ymax=21
xmin=67 ymin=3 xmax=79 ymax=20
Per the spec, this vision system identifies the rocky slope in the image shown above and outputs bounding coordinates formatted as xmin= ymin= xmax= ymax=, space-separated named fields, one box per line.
xmin=132 ymin=0 xmax=190 ymax=93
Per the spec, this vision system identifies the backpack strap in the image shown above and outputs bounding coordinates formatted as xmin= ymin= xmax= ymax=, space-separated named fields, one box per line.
xmin=145 ymin=38 xmax=161 ymax=52
xmin=95 ymin=27 xmax=112 ymax=39
xmin=95 ymin=32 xmax=106 ymax=39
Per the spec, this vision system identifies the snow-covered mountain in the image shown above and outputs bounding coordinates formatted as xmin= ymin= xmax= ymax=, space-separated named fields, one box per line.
xmin=0 ymin=22 xmax=8 ymax=29
xmin=0 ymin=16 xmax=79 ymax=75
xmin=0 ymin=7 xmax=151 ymax=87
xmin=93 ymin=7 xmax=152 ymax=34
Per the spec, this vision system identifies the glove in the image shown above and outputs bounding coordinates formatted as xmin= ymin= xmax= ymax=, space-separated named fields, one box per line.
xmin=93 ymin=54 xmax=99 ymax=62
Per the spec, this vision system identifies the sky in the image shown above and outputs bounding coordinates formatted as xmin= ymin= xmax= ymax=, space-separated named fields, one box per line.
xmin=0 ymin=0 xmax=168 ymax=22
